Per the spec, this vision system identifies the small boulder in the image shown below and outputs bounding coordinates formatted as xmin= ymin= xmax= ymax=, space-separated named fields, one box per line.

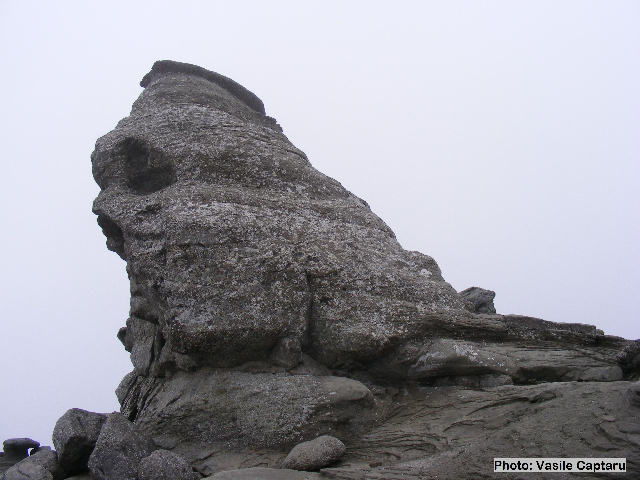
xmin=282 ymin=435 xmax=346 ymax=471
xmin=88 ymin=413 xmax=156 ymax=480
xmin=52 ymin=408 xmax=107 ymax=474
xmin=3 ymin=438 xmax=40 ymax=462
xmin=459 ymin=287 xmax=496 ymax=314
xmin=3 ymin=461 xmax=53 ymax=480
xmin=138 ymin=449 xmax=199 ymax=480
xmin=10 ymin=447 xmax=64 ymax=480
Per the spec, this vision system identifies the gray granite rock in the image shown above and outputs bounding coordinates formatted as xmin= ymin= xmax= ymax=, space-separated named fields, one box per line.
xmin=282 ymin=435 xmax=346 ymax=471
xmin=88 ymin=413 xmax=156 ymax=480
xmin=86 ymin=61 xmax=639 ymax=478
xmin=138 ymin=449 xmax=199 ymax=480
xmin=52 ymin=408 xmax=106 ymax=474
xmin=459 ymin=286 xmax=496 ymax=314
xmin=2 ymin=447 xmax=62 ymax=480
xmin=3 ymin=438 xmax=39 ymax=461
xmin=618 ymin=339 xmax=640 ymax=380
xmin=627 ymin=381 xmax=640 ymax=408
xmin=2 ymin=461 xmax=53 ymax=480
xmin=125 ymin=369 xmax=373 ymax=449
xmin=93 ymin=59 xmax=630 ymax=394
xmin=91 ymin=60 xmax=470 ymax=380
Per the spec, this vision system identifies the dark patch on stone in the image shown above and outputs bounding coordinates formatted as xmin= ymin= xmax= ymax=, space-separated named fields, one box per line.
xmin=118 ymin=137 xmax=176 ymax=195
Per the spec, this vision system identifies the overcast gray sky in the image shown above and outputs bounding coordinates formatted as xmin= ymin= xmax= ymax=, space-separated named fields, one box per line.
xmin=1 ymin=0 xmax=638 ymax=446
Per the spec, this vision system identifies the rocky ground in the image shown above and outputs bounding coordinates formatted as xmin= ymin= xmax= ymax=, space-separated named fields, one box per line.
xmin=3 ymin=61 xmax=638 ymax=479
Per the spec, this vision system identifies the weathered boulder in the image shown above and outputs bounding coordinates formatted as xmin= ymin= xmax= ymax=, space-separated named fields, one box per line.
xmin=2 ymin=447 xmax=62 ymax=480
xmin=120 ymin=369 xmax=373 ymax=450
xmin=88 ymin=60 xmax=639 ymax=478
xmin=3 ymin=438 xmax=39 ymax=462
xmin=1 ymin=439 xmax=40 ymax=476
xmin=93 ymin=58 xmax=631 ymax=399
xmin=282 ymin=435 xmax=346 ymax=471
xmin=459 ymin=286 xmax=496 ymax=314
xmin=138 ymin=449 xmax=199 ymax=480
xmin=52 ymin=408 xmax=106 ymax=474
xmin=87 ymin=413 xmax=156 ymax=480
xmin=2 ymin=461 xmax=52 ymax=480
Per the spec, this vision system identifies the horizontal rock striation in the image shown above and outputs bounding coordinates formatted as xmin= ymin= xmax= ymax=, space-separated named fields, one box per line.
xmin=86 ymin=60 xmax=639 ymax=478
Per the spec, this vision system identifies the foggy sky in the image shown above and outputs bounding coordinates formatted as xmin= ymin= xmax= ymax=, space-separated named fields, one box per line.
xmin=1 ymin=1 xmax=638 ymax=446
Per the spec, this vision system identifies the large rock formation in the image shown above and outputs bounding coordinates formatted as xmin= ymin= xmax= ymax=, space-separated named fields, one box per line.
xmin=84 ymin=60 xmax=639 ymax=478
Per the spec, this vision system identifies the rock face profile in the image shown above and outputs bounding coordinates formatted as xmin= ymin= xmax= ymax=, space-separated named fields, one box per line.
xmin=9 ymin=60 xmax=636 ymax=479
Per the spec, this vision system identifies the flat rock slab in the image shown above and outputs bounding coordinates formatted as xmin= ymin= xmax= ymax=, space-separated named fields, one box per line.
xmin=206 ymin=467 xmax=324 ymax=479
xmin=130 ymin=370 xmax=373 ymax=449
xmin=334 ymin=381 xmax=640 ymax=478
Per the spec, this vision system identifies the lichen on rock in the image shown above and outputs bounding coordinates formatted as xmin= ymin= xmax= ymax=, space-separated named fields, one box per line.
xmin=85 ymin=60 xmax=640 ymax=478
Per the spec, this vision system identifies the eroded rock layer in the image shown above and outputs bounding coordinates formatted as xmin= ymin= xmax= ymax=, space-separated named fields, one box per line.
xmin=89 ymin=61 xmax=639 ymax=478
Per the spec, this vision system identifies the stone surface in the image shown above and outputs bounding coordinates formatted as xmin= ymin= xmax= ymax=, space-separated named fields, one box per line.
xmin=87 ymin=413 xmax=156 ymax=480
xmin=91 ymin=60 xmax=472 ymax=381
xmin=3 ymin=438 xmax=40 ymax=461
xmin=321 ymin=381 xmax=640 ymax=479
xmin=85 ymin=61 xmax=640 ymax=479
xmin=618 ymin=339 xmax=640 ymax=380
xmin=2 ymin=447 xmax=62 ymax=480
xmin=206 ymin=467 xmax=323 ymax=479
xmin=52 ymin=408 xmax=107 ymax=473
xmin=459 ymin=286 xmax=496 ymax=314
xmin=283 ymin=436 xmax=346 ymax=471
xmin=138 ymin=449 xmax=199 ymax=480
xmin=2 ymin=461 xmax=53 ymax=480
xmin=123 ymin=369 xmax=373 ymax=450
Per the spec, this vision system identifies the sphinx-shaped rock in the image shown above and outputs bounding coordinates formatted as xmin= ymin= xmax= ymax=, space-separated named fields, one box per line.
xmin=93 ymin=60 xmax=469 ymax=376
xmin=91 ymin=61 xmax=637 ymax=475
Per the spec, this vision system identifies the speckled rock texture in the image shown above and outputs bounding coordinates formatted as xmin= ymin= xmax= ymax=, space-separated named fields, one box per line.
xmin=283 ymin=436 xmax=346 ymax=471
xmin=52 ymin=409 xmax=106 ymax=474
xmin=138 ymin=449 xmax=199 ymax=480
xmin=2 ymin=461 xmax=53 ymax=480
xmin=89 ymin=60 xmax=640 ymax=478
xmin=87 ymin=413 xmax=156 ymax=480
xmin=2 ymin=447 xmax=63 ymax=480
xmin=459 ymin=286 xmax=496 ymax=314
xmin=206 ymin=468 xmax=323 ymax=479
